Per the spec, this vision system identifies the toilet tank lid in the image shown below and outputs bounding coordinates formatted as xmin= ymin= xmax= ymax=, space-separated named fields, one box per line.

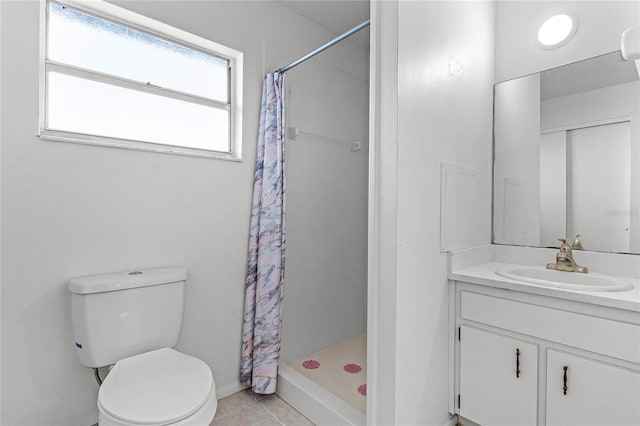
xmin=68 ymin=267 xmax=188 ymax=295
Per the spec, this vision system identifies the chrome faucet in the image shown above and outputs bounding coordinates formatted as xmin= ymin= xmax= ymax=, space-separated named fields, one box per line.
xmin=547 ymin=239 xmax=588 ymax=273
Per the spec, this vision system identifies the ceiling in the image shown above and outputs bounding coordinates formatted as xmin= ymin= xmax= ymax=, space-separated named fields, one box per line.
xmin=276 ymin=0 xmax=370 ymax=47
xmin=541 ymin=51 xmax=639 ymax=99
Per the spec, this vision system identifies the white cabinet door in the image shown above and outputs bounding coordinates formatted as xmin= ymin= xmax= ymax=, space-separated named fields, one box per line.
xmin=459 ymin=326 xmax=538 ymax=426
xmin=546 ymin=349 xmax=640 ymax=426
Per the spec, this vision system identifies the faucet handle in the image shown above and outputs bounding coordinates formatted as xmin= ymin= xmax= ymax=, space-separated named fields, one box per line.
xmin=557 ymin=238 xmax=573 ymax=255
xmin=571 ymin=234 xmax=583 ymax=250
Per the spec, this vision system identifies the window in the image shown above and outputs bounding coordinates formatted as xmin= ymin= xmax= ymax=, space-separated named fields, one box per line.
xmin=40 ymin=0 xmax=243 ymax=160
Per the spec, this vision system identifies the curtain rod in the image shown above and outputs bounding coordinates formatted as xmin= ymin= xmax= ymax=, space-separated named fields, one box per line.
xmin=275 ymin=18 xmax=370 ymax=73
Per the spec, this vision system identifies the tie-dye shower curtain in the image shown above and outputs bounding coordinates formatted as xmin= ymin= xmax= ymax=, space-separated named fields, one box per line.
xmin=240 ymin=72 xmax=287 ymax=394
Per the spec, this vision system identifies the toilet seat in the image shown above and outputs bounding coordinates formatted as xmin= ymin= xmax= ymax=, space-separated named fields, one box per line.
xmin=98 ymin=348 xmax=214 ymax=425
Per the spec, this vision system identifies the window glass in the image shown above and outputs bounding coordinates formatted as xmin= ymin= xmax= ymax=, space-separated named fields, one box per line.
xmin=48 ymin=2 xmax=229 ymax=102
xmin=47 ymin=72 xmax=230 ymax=152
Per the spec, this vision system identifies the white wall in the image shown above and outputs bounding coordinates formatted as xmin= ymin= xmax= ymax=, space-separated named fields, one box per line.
xmin=539 ymin=131 xmax=567 ymax=247
xmin=0 ymin=1 xmax=368 ymax=424
xmin=367 ymin=1 xmax=399 ymax=423
xmin=541 ymin=80 xmax=639 ymax=129
xmin=266 ymin=37 xmax=369 ymax=362
xmin=496 ymin=1 xmax=640 ymax=82
xmin=370 ymin=1 xmax=495 ymax=423
xmin=493 ymin=74 xmax=541 ymax=246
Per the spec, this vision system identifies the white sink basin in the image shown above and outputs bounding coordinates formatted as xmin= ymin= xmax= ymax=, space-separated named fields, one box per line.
xmin=496 ymin=267 xmax=633 ymax=292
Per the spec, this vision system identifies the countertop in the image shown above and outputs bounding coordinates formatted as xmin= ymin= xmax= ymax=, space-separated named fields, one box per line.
xmin=449 ymin=262 xmax=640 ymax=312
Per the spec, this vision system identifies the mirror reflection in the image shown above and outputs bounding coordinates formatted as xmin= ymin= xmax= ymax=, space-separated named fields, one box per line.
xmin=493 ymin=51 xmax=640 ymax=254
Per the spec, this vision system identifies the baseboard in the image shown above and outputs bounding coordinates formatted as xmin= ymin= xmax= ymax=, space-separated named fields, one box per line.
xmin=216 ymin=381 xmax=249 ymax=399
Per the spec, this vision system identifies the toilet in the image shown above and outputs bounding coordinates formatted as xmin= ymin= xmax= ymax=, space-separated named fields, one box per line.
xmin=69 ymin=267 xmax=217 ymax=426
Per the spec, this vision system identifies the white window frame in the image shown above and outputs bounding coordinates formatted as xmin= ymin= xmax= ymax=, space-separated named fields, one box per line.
xmin=39 ymin=0 xmax=243 ymax=161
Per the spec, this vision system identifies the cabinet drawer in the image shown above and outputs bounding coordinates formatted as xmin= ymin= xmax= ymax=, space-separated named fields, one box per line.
xmin=461 ymin=291 xmax=640 ymax=363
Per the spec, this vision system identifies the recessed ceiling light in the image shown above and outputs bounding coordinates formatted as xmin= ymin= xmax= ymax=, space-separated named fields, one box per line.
xmin=537 ymin=14 xmax=577 ymax=49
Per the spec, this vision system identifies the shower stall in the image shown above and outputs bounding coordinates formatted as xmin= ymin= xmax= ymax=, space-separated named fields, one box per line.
xmin=269 ymin=19 xmax=370 ymax=426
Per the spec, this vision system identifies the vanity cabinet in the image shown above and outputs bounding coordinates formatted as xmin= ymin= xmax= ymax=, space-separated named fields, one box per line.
xmin=459 ymin=326 xmax=537 ymax=426
xmin=450 ymin=281 xmax=640 ymax=426
xmin=546 ymin=350 xmax=640 ymax=426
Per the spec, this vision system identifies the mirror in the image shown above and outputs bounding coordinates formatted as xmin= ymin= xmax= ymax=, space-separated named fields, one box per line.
xmin=493 ymin=51 xmax=640 ymax=254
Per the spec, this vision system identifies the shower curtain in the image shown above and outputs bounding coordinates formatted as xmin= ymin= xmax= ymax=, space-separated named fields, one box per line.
xmin=240 ymin=72 xmax=287 ymax=394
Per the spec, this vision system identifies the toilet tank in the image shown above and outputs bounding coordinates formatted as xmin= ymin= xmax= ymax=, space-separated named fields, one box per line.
xmin=68 ymin=267 xmax=188 ymax=368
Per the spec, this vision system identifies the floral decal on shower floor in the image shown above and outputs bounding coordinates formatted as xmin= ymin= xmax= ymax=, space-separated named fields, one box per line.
xmin=302 ymin=359 xmax=320 ymax=369
xmin=358 ymin=384 xmax=367 ymax=396
xmin=343 ymin=363 xmax=362 ymax=373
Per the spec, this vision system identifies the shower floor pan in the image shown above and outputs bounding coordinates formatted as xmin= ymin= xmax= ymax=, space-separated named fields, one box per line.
xmin=277 ymin=334 xmax=366 ymax=426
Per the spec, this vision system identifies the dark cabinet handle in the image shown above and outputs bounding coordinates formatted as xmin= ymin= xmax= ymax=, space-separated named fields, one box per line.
xmin=563 ymin=366 xmax=568 ymax=395
xmin=516 ymin=348 xmax=521 ymax=378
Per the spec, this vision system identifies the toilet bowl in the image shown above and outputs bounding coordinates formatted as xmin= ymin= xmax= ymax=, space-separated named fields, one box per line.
xmin=68 ymin=267 xmax=217 ymax=425
xmin=97 ymin=348 xmax=217 ymax=426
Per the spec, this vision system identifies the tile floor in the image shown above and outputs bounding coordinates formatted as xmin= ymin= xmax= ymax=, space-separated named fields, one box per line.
xmin=210 ymin=389 xmax=314 ymax=426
